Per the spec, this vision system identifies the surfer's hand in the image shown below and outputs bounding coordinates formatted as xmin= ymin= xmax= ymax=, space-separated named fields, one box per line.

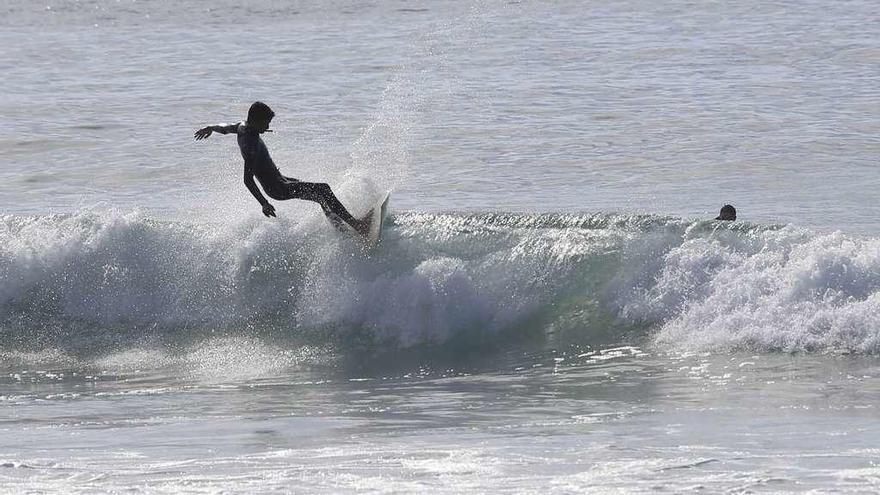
xmin=194 ymin=127 xmax=213 ymax=140
xmin=262 ymin=203 xmax=276 ymax=218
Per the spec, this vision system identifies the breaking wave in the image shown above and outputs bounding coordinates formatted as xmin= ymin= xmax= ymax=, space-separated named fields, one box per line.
xmin=2 ymin=209 xmax=880 ymax=355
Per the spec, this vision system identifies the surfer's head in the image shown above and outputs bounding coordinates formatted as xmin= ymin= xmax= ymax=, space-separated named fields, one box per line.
xmin=715 ymin=204 xmax=736 ymax=221
xmin=247 ymin=101 xmax=275 ymax=133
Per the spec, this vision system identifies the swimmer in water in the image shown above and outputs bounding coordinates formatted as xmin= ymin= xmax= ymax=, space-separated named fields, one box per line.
xmin=715 ymin=204 xmax=736 ymax=221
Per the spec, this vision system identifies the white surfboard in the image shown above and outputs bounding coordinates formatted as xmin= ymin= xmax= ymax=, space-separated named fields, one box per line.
xmin=360 ymin=192 xmax=391 ymax=249
xmin=324 ymin=192 xmax=390 ymax=249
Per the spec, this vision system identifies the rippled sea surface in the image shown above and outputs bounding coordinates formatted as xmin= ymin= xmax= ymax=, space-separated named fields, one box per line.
xmin=2 ymin=0 xmax=880 ymax=493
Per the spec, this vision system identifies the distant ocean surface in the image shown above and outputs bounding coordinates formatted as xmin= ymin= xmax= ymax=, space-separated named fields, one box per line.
xmin=2 ymin=1 xmax=880 ymax=493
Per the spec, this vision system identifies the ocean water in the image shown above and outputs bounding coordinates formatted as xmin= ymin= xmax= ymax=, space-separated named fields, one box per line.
xmin=2 ymin=0 xmax=880 ymax=493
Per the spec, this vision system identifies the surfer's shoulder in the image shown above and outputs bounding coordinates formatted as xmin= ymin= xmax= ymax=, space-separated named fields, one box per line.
xmin=237 ymin=122 xmax=264 ymax=136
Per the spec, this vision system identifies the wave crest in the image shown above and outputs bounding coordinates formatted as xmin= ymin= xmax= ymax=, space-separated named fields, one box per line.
xmin=2 ymin=210 xmax=880 ymax=354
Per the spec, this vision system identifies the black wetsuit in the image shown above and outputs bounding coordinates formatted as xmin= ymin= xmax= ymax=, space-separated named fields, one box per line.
xmin=228 ymin=123 xmax=358 ymax=226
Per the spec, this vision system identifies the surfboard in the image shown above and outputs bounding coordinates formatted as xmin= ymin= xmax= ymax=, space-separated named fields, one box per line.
xmin=324 ymin=192 xmax=390 ymax=249
xmin=359 ymin=192 xmax=391 ymax=249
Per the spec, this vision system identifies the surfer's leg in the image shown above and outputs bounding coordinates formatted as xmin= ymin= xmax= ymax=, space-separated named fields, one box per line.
xmin=318 ymin=202 xmax=347 ymax=231
xmin=286 ymin=181 xmax=363 ymax=231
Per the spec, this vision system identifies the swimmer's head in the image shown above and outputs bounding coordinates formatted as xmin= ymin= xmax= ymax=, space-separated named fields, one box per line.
xmin=715 ymin=204 xmax=736 ymax=221
xmin=247 ymin=101 xmax=275 ymax=133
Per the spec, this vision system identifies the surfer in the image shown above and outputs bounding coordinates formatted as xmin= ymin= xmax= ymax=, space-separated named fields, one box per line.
xmin=715 ymin=204 xmax=736 ymax=221
xmin=194 ymin=101 xmax=366 ymax=233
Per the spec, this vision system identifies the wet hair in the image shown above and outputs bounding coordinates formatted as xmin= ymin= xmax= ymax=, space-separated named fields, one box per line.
xmin=716 ymin=204 xmax=736 ymax=221
xmin=247 ymin=101 xmax=275 ymax=123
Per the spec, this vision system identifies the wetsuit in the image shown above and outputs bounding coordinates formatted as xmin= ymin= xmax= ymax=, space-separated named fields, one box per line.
xmin=221 ymin=123 xmax=359 ymax=227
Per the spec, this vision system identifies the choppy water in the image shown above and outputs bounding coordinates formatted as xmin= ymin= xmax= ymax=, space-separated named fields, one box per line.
xmin=2 ymin=0 xmax=880 ymax=493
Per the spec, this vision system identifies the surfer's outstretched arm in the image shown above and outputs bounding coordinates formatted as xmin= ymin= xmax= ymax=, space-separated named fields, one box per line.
xmin=194 ymin=123 xmax=240 ymax=140
xmin=244 ymin=169 xmax=276 ymax=217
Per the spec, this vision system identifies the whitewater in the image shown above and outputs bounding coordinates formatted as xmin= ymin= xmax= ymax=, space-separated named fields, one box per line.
xmin=3 ymin=0 xmax=880 ymax=493
xmin=4 ymin=210 xmax=880 ymax=354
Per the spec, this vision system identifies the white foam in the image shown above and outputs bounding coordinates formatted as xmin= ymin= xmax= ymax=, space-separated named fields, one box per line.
xmin=614 ymin=227 xmax=880 ymax=353
xmin=4 ymin=211 xmax=880 ymax=354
